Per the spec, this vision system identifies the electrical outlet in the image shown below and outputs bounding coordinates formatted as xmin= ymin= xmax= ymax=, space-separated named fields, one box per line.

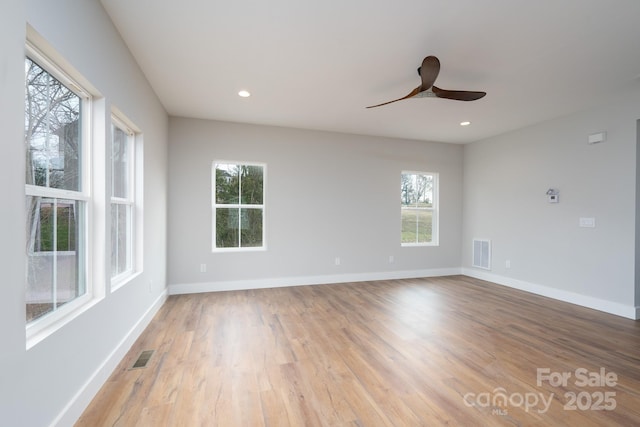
xmin=334 ymin=257 xmax=341 ymax=266
xmin=579 ymin=217 xmax=596 ymax=228
xmin=200 ymin=263 xmax=207 ymax=273
xmin=505 ymin=260 xmax=511 ymax=269
xmin=389 ymin=255 xmax=395 ymax=264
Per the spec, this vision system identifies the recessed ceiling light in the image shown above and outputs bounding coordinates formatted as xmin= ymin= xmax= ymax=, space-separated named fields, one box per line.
xmin=238 ymin=90 xmax=251 ymax=98
xmin=460 ymin=121 xmax=471 ymax=126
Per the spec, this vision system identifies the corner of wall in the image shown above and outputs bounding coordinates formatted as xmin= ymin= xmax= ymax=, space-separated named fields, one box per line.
xmin=462 ymin=268 xmax=638 ymax=320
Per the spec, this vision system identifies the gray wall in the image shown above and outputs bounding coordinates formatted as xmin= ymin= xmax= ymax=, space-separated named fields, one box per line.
xmin=168 ymin=118 xmax=463 ymax=291
xmin=463 ymin=86 xmax=640 ymax=316
xmin=0 ymin=1 xmax=169 ymax=425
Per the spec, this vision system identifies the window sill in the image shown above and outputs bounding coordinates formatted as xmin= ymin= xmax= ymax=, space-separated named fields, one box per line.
xmin=212 ymin=246 xmax=267 ymax=253
xmin=26 ymin=294 xmax=102 ymax=350
xmin=111 ymin=270 xmax=142 ymax=292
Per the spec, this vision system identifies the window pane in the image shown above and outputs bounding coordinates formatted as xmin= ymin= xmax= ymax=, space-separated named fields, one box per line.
xmin=416 ymin=210 xmax=433 ymax=243
xmin=241 ymin=208 xmax=263 ymax=247
xmin=26 ymin=196 xmax=54 ymax=321
xmin=111 ymin=203 xmax=131 ymax=276
xmin=401 ymin=208 xmax=432 ymax=244
xmin=415 ymin=175 xmax=433 ymax=206
xmin=26 ymin=196 xmax=85 ymax=322
xmin=240 ymin=165 xmax=263 ymax=204
xmin=25 ymin=57 xmax=82 ymax=191
xmin=36 ymin=200 xmax=54 ymax=252
xmin=401 ymin=173 xmax=433 ymax=207
xmin=56 ymin=202 xmax=77 ymax=251
xmin=215 ymin=164 xmax=239 ymax=204
xmin=112 ymin=125 xmax=129 ymax=198
xmin=57 ymin=229 xmax=80 ymax=310
xmin=216 ymin=208 xmax=239 ymax=248
xmin=400 ymin=173 xmax=413 ymax=206
xmin=401 ymin=173 xmax=415 ymax=206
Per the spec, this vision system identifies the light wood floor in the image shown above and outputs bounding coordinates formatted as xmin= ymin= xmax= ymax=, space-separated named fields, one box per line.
xmin=76 ymin=276 xmax=640 ymax=426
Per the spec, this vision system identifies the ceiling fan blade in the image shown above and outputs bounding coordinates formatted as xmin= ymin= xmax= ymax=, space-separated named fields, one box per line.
xmin=366 ymin=86 xmax=421 ymax=108
xmin=432 ymin=85 xmax=486 ymax=101
xmin=418 ymin=56 xmax=440 ymax=91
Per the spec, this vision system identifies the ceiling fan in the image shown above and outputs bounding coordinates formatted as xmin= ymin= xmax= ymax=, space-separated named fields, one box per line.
xmin=366 ymin=56 xmax=486 ymax=108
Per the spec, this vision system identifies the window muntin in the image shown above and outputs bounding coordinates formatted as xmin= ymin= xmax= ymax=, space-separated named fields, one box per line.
xmin=110 ymin=119 xmax=135 ymax=281
xmin=401 ymin=172 xmax=438 ymax=246
xmin=213 ymin=162 xmax=265 ymax=250
xmin=25 ymin=53 xmax=90 ymax=323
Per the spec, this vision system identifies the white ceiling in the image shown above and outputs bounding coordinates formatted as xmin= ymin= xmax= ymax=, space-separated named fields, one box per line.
xmin=101 ymin=0 xmax=640 ymax=144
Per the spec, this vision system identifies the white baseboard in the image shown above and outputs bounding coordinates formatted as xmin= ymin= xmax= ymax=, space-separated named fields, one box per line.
xmin=51 ymin=289 xmax=168 ymax=427
xmin=169 ymin=268 xmax=463 ymax=295
xmin=462 ymin=268 xmax=638 ymax=320
xmin=172 ymin=268 xmax=639 ymax=320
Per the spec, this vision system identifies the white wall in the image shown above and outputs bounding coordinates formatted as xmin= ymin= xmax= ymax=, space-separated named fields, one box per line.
xmin=0 ymin=0 xmax=29 ymax=422
xmin=0 ymin=1 xmax=169 ymax=425
xmin=463 ymin=86 xmax=640 ymax=318
xmin=168 ymin=118 xmax=463 ymax=292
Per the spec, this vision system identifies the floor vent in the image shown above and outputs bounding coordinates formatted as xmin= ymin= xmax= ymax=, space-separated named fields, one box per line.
xmin=472 ymin=239 xmax=491 ymax=270
xmin=131 ymin=350 xmax=154 ymax=369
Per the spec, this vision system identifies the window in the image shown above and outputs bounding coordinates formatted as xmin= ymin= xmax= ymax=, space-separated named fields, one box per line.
xmin=213 ymin=162 xmax=265 ymax=250
xmin=25 ymin=51 xmax=90 ymax=323
xmin=401 ymin=171 xmax=438 ymax=246
xmin=111 ymin=115 xmax=135 ymax=282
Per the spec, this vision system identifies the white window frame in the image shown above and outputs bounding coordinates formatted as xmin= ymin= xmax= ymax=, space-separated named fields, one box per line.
xmin=212 ymin=161 xmax=266 ymax=252
xmin=400 ymin=171 xmax=439 ymax=247
xmin=110 ymin=113 xmax=138 ymax=288
xmin=25 ymin=41 xmax=96 ymax=346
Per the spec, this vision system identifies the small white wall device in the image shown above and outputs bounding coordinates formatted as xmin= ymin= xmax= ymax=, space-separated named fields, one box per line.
xmin=588 ymin=132 xmax=606 ymax=144
xmin=546 ymin=188 xmax=559 ymax=203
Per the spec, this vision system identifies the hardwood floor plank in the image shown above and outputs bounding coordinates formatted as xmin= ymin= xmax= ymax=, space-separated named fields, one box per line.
xmin=76 ymin=276 xmax=640 ymax=426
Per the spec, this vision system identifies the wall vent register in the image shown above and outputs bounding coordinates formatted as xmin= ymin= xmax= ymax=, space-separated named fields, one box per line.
xmin=472 ymin=239 xmax=491 ymax=270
